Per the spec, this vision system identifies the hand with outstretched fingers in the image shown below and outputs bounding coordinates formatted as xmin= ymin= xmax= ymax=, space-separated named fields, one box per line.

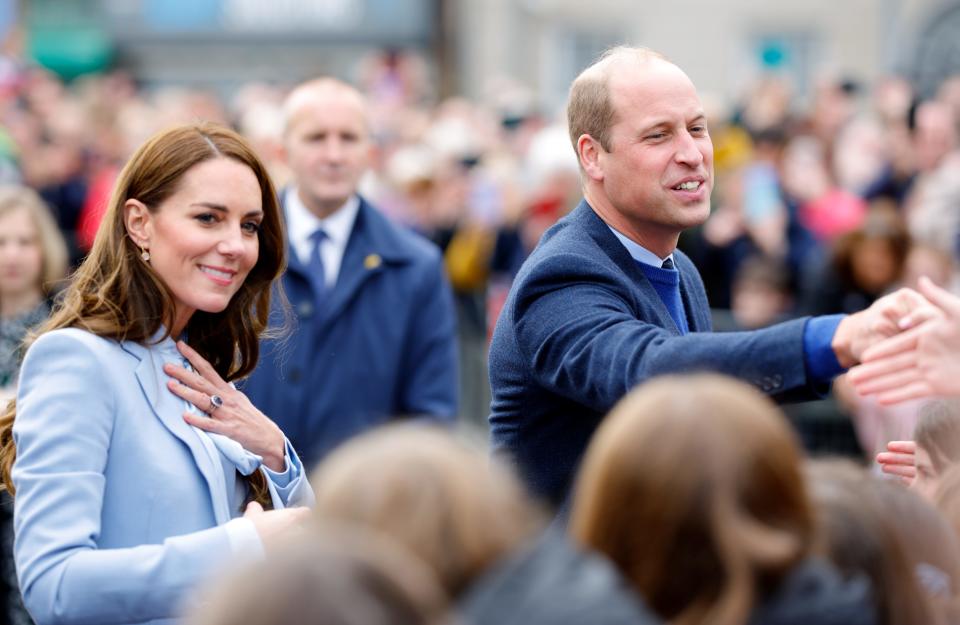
xmin=831 ymin=286 xmax=943 ymax=369
xmin=876 ymin=440 xmax=916 ymax=485
xmin=849 ymin=277 xmax=960 ymax=404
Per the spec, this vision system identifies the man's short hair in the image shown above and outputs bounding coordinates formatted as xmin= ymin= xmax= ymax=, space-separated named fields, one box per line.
xmin=281 ymin=78 xmax=370 ymax=136
xmin=566 ymin=46 xmax=668 ymax=154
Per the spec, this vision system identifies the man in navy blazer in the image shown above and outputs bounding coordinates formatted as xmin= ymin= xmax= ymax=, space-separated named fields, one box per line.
xmin=243 ymin=79 xmax=458 ymax=469
xmin=488 ymin=47 xmax=934 ymax=507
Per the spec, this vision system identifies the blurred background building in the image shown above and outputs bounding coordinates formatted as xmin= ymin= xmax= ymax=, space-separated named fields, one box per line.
xmin=19 ymin=0 xmax=960 ymax=110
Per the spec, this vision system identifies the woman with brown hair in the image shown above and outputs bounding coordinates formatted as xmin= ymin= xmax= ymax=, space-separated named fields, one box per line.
xmin=0 ymin=185 xmax=68 ymax=395
xmin=311 ymin=424 xmax=658 ymax=625
xmin=0 ymin=122 xmax=311 ymax=625
xmin=0 ymin=185 xmax=68 ymax=625
xmin=570 ymin=374 xmax=874 ymax=625
xmin=912 ymin=400 xmax=960 ymax=501
xmin=807 ymin=460 xmax=946 ymax=625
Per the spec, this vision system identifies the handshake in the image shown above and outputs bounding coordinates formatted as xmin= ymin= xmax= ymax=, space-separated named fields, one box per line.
xmin=843 ymin=276 xmax=960 ymax=403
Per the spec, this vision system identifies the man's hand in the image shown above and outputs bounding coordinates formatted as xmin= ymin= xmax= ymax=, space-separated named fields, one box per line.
xmin=831 ymin=286 xmax=941 ymax=369
xmin=849 ymin=277 xmax=960 ymax=403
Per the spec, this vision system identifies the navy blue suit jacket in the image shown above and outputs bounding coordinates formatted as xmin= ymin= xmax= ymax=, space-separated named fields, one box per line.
xmin=488 ymin=200 xmax=824 ymax=505
xmin=243 ymin=196 xmax=458 ymax=470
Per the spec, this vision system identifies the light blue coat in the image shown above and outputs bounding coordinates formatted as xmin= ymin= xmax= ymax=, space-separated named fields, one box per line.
xmin=12 ymin=328 xmax=313 ymax=625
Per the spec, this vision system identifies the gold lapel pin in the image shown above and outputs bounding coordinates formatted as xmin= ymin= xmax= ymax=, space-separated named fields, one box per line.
xmin=364 ymin=254 xmax=382 ymax=270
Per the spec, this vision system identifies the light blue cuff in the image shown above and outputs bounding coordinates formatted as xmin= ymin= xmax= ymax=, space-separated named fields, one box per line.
xmin=223 ymin=517 xmax=264 ymax=562
xmin=261 ymin=438 xmax=300 ymax=494
xmin=803 ymin=314 xmax=847 ymax=383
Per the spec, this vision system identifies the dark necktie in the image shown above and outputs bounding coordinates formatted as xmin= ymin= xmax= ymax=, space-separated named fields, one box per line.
xmin=308 ymin=228 xmax=328 ymax=303
xmin=661 ymin=257 xmax=675 ymax=270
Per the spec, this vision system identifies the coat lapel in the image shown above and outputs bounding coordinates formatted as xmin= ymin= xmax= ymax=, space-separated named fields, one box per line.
xmin=321 ymin=224 xmax=383 ymax=325
xmin=573 ymin=201 xmax=682 ymax=335
xmin=123 ymin=339 xmax=231 ymax=524
xmin=320 ymin=200 xmax=411 ymax=326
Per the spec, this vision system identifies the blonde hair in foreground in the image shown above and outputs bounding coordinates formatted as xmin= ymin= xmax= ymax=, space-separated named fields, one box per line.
xmin=570 ymin=374 xmax=814 ymax=625
xmin=311 ymin=424 xmax=543 ymax=598
xmin=185 ymin=526 xmax=448 ymax=625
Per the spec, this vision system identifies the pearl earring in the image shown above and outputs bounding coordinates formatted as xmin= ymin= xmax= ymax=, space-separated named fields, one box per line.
xmin=140 ymin=247 xmax=150 ymax=262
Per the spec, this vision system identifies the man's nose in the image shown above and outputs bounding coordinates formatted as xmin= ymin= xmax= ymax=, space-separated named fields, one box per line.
xmin=321 ymin=137 xmax=345 ymax=162
xmin=674 ymin=132 xmax=705 ymax=167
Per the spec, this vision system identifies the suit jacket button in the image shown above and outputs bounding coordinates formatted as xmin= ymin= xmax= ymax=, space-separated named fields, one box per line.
xmin=288 ymin=369 xmax=302 ymax=383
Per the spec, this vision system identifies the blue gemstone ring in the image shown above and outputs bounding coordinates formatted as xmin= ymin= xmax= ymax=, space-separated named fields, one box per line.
xmin=209 ymin=394 xmax=224 ymax=413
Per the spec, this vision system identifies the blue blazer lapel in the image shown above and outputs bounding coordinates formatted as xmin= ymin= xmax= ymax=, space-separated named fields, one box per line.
xmin=572 ymin=200 xmax=682 ymax=335
xmin=123 ymin=341 xmax=231 ymax=524
xmin=320 ymin=200 xmax=397 ymax=326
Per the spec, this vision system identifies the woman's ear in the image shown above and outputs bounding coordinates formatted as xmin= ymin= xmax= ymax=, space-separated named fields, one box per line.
xmin=123 ymin=199 xmax=152 ymax=247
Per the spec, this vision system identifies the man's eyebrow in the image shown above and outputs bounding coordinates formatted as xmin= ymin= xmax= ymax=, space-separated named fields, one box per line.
xmin=638 ymin=120 xmax=672 ymax=134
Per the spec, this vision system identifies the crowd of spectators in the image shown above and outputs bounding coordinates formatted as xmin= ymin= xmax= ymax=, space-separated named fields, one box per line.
xmin=2 ymin=42 xmax=960 ymax=625
xmin=3 ymin=49 xmax=960 ymax=440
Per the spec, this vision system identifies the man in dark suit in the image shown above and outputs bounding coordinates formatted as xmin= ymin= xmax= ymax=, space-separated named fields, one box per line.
xmin=488 ymin=47 xmax=934 ymax=507
xmin=244 ymin=78 xmax=458 ymax=469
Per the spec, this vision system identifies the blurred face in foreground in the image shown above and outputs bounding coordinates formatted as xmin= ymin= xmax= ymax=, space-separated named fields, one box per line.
xmin=0 ymin=207 xmax=43 ymax=303
xmin=912 ymin=445 xmax=940 ymax=502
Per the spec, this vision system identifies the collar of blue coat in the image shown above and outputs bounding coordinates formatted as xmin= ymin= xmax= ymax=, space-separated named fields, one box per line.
xmin=605 ymin=225 xmax=675 ymax=268
xmin=119 ymin=330 xmax=236 ymax=524
xmin=559 ymin=199 xmax=710 ymax=335
xmin=284 ymin=189 xmax=360 ymax=266
xmin=124 ymin=329 xmax=265 ymax=473
xmin=280 ymin=190 xmax=423 ymax=274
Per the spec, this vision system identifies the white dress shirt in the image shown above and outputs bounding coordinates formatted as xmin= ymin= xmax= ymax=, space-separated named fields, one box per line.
xmin=606 ymin=225 xmax=675 ymax=268
xmin=284 ymin=188 xmax=360 ymax=289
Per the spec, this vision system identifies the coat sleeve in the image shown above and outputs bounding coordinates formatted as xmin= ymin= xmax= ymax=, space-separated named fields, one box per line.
xmin=512 ymin=252 xmax=817 ymax=414
xmin=261 ymin=437 xmax=314 ymax=509
xmin=12 ymin=331 xmax=249 ymax=625
xmin=396 ymin=252 xmax=459 ymax=420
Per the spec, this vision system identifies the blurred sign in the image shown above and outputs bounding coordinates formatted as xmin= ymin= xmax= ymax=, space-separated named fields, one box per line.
xmin=145 ymin=0 xmax=221 ymax=30
xmin=136 ymin=0 xmax=432 ymax=41
xmin=758 ymin=39 xmax=789 ymax=69
xmin=28 ymin=0 xmax=113 ymax=79
xmin=222 ymin=0 xmax=362 ymax=30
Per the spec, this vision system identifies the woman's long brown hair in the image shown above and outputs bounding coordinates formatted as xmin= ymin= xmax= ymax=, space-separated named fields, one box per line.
xmin=0 ymin=122 xmax=286 ymax=508
xmin=570 ymin=374 xmax=814 ymax=625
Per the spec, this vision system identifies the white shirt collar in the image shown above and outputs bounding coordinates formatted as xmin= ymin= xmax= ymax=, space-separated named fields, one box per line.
xmin=606 ymin=225 xmax=674 ymax=268
xmin=285 ymin=188 xmax=360 ymax=264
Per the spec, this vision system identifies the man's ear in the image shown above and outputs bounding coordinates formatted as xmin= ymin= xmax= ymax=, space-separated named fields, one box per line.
xmin=123 ymin=199 xmax=153 ymax=248
xmin=577 ymin=134 xmax=605 ymax=182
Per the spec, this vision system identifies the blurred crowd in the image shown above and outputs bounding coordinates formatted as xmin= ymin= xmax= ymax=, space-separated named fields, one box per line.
xmin=0 ymin=48 xmax=582 ymax=428
xmin=683 ymin=73 xmax=960 ymax=458
xmin=3 ymin=40 xmax=960 ymax=625
xmin=3 ymin=47 xmax=960 ymax=445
